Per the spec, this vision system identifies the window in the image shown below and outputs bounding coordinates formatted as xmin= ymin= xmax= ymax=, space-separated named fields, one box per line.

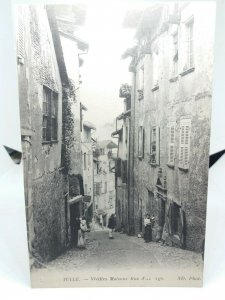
xmin=84 ymin=153 xmax=87 ymax=170
xmin=88 ymin=152 xmax=91 ymax=166
xmin=152 ymin=52 xmax=159 ymax=89
xmin=186 ymin=19 xmax=194 ymax=69
xmin=105 ymin=182 xmax=107 ymax=193
xmin=150 ymin=126 xmax=160 ymax=165
xmin=125 ymin=126 xmax=128 ymax=144
xmin=121 ymin=160 xmax=128 ymax=183
xmin=100 ymin=148 xmax=105 ymax=155
xmin=138 ymin=126 xmax=144 ymax=158
xmin=84 ymin=184 xmax=88 ymax=195
xmin=116 ymin=158 xmax=122 ymax=177
xmin=94 ymin=183 xmax=97 ymax=196
xmin=42 ymin=86 xmax=58 ymax=142
xmin=172 ymin=32 xmax=178 ymax=77
xmin=168 ymin=123 xmax=176 ymax=166
xmin=137 ymin=66 xmax=144 ymax=100
xmin=179 ymin=119 xmax=191 ymax=169
xmin=96 ymin=182 xmax=101 ymax=195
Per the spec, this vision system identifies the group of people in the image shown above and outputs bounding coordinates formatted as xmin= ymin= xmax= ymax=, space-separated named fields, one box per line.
xmin=76 ymin=213 xmax=117 ymax=249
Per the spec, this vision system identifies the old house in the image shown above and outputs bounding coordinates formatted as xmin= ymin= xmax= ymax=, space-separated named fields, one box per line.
xmin=81 ymin=107 xmax=96 ymax=224
xmin=93 ymin=140 xmax=117 ymax=226
xmin=17 ymin=5 xmax=88 ymax=262
xmin=112 ymin=84 xmax=131 ymax=232
xmin=120 ymin=2 xmax=215 ymax=252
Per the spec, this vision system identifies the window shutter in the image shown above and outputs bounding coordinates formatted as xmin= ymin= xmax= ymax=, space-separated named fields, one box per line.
xmin=138 ymin=126 xmax=144 ymax=158
xmin=142 ymin=127 xmax=145 ymax=158
xmin=116 ymin=158 xmax=121 ymax=177
xmin=17 ymin=7 xmax=25 ymax=62
xmin=156 ymin=126 xmax=160 ymax=164
xmin=121 ymin=160 xmax=127 ymax=183
xmin=168 ymin=123 xmax=175 ymax=165
xmin=179 ymin=119 xmax=191 ymax=169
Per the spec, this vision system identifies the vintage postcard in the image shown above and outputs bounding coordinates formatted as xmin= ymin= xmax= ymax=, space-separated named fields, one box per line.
xmin=15 ymin=1 xmax=216 ymax=287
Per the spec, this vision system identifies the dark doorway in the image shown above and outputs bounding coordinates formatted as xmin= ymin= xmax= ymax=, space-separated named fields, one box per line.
xmin=70 ymin=202 xmax=80 ymax=247
xmin=147 ymin=190 xmax=154 ymax=215
xmin=159 ymin=198 xmax=166 ymax=228
xmin=171 ymin=202 xmax=182 ymax=236
xmin=138 ymin=197 xmax=143 ymax=232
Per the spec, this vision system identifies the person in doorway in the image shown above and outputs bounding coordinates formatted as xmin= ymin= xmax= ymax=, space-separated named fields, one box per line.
xmin=144 ymin=214 xmax=152 ymax=243
xmin=161 ymin=221 xmax=169 ymax=246
xmin=99 ymin=214 xmax=104 ymax=230
xmin=108 ymin=214 xmax=116 ymax=239
xmin=78 ymin=216 xmax=87 ymax=249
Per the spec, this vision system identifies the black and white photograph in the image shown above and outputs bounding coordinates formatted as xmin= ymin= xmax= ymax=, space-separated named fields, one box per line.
xmin=15 ymin=0 xmax=216 ymax=287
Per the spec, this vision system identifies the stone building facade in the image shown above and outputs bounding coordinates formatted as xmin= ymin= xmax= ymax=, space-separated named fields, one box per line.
xmin=93 ymin=140 xmax=117 ymax=226
xmin=112 ymin=84 xmax=131 ymax=233
xmin=17 ymin=5 xmax=88 ymax=262
xmin=119 ymin=2 xmax=215 ymax=252
xmin=81 ymin=117 xmax=96 ymax=224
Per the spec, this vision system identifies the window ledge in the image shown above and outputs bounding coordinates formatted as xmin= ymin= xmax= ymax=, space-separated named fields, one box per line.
xmin=149 ymin=162 xmax=157 ymax=167
xmin=178 ymin=165 xmax=189 ymax=172
xmin=169 ymin=76 xmax=178 ymax=83
xmin=167 ymin=163 xmax=175 ymax=169
xmin=138 ymin=156 xmax=143 ymax=160
xmin=17 ymin=55 xmax=24 ymax=65
xmin=180 ymin=67 xmax=195 ymax=77
xmin=42 ymin=140 xmax=58 ymax=145
xmin=152 ymin=85 xmax=159 ymax=92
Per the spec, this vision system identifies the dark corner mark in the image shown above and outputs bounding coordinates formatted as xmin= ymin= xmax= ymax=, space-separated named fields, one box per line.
xmin=3 ymin=145 xmax=22 ymax=165
xmin=209 ymin=150 xmax=225 ymax=168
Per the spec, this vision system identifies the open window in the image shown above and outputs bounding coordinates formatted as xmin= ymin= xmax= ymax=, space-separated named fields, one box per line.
xmin=42 ymin=86 xmax=58 ymax=142
xmin=138 ymin=126 xmax=145 ymax=159
xmin=149 ymin=126 xmax=160 ymax=165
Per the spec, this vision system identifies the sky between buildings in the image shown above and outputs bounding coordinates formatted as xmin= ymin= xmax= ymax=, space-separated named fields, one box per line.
xmin=78 ymin=0 xmax=136 ymax=141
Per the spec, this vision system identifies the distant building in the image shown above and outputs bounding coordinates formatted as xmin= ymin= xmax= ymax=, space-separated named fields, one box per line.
xmin=93 ymin=140 xmax=117 ymax=226
xmin=112 ymin=84 xmax=131 ymax=232
xmin=115 ymin=2 xmax=215 ymax=251
xmin=17 ymin=5 xmax=88 ymax=261
xmin=81 ymin=115 xmax=96 ymax=225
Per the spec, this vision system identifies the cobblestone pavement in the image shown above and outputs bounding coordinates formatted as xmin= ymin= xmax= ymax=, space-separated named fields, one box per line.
xmin=32 ymin=229 xmax=202 ymax=273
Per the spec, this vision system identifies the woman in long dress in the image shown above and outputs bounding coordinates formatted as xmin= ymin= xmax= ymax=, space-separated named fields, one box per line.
xmin=108 ymin=214 xmax=116 ymax=239
xmin=78 ymin=217 xmax=87 ymax=248
xmin=144 ymin=214 xmax=152 ymax=243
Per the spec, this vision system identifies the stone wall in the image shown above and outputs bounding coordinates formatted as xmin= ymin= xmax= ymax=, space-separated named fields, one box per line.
xmin=128 ymin=2 xmax=215 ymax=252
xmin=18 ymin=6 xmax=69 ymax=262
xmin=32 ymin=170 xmax=67 ymax=261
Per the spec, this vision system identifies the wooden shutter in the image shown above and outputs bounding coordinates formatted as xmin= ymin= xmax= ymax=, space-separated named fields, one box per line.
xmin=179 ymin=119 xmax=191 ymax=169
xmin=142 ymin=128 xmax=145 ymax=158
xmin=138 ymin=126 xmax=144 ymax=158
xmin=116 ymin=158 xmax=121 ymax=177
xmin=168 ymin=123 xmax=175 ymax=165
xmin=121 ymin=160 xmax=127 ymax=183
xmin=156 ymin=126 xmax=160 ymax=164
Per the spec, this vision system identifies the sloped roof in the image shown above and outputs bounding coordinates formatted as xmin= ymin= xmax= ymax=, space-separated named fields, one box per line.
xmin=97 ymin=140 xmax=118 ymax=149
xmin=83 ymin=121 xmax=96 ymax=130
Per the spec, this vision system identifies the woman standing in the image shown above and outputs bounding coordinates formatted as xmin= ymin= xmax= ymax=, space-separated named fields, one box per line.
xmin=78 ymin=216 xmax=87 ymax=249
xmin=108 ymin=214 xmax=116 ymax=239
xmin=144 ymin=214 xmax=152 ymax=243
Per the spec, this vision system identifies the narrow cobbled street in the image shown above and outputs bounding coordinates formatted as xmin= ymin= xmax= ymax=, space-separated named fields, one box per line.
xmin=33 ymin=229 xmax=202 ymax=273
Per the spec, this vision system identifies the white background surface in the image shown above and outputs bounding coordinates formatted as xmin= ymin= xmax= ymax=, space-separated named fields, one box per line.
xmin=1 ymin=0 xmax=225 ymax=299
